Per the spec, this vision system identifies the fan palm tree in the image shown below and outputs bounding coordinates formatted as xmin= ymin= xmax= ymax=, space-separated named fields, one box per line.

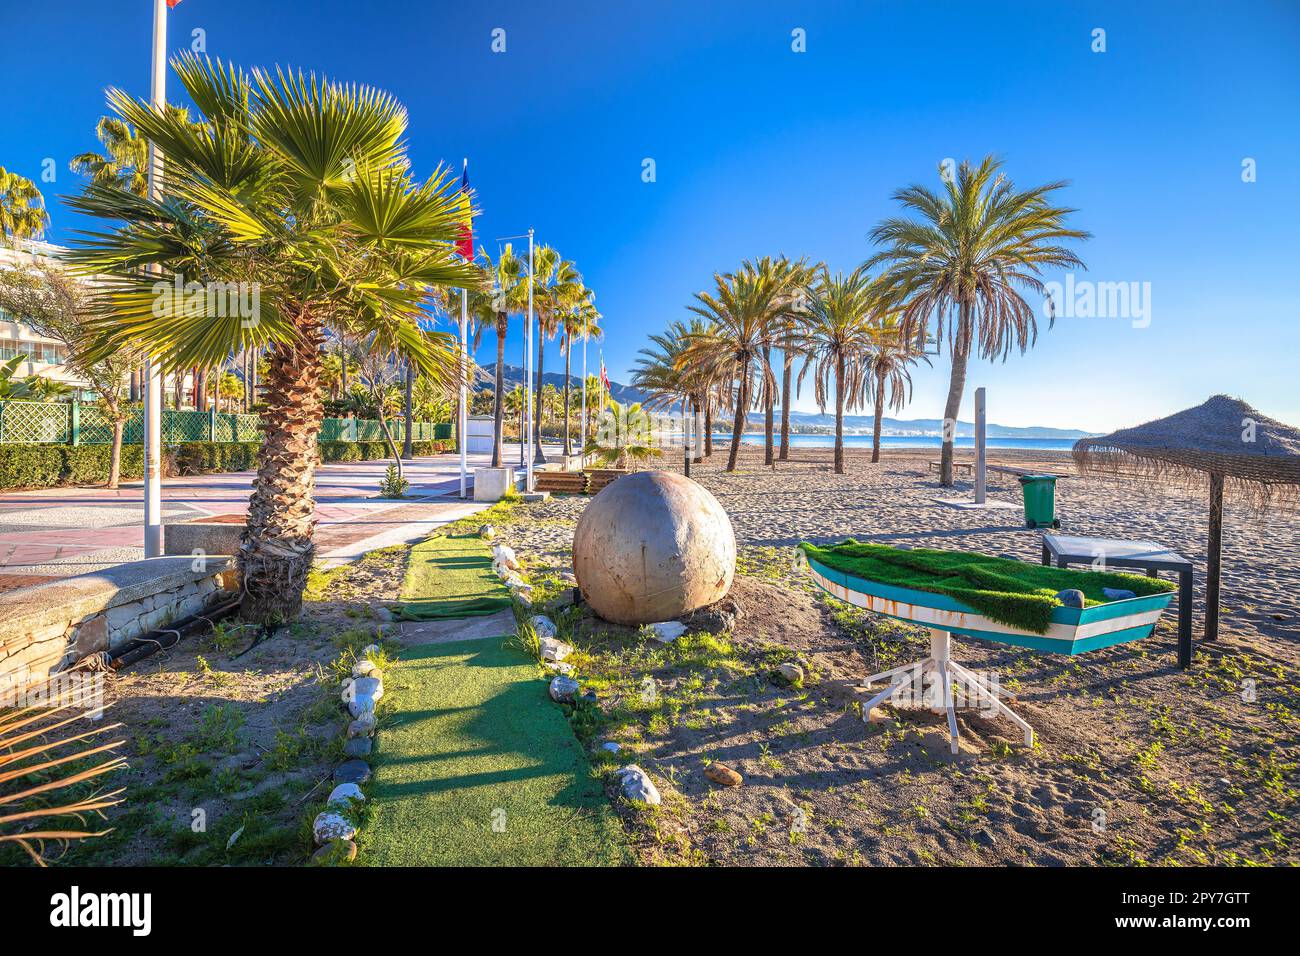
xmin=560 ymin=291 xmax=600 ymax=455
xmin=63 ymin=54 xmax=480 ymax=623
xmin=0 ymin=169 xmax=48 ymax=242
xmin=530 ymin=245 xmax=582 ymax=463
xmin=789 ymin=266 xmax=876 ymax=474
xmin=685 ymin=265 xmax=788 ymax=471
xmin=775 ymin=258 xmax=818 ymax=460
xmin=866 ymin=310 xmax=929 ymax=462
xmin=869 ymin=155 xmax=1088 ymax=485
xmin=584 ymin=399 xmax=661 ymax=470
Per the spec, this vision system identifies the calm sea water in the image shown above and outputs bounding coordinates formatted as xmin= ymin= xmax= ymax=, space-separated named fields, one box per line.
xmin=714 ymin=434 xmax=1078 ymax=451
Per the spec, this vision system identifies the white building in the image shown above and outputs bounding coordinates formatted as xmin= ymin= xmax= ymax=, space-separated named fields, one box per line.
xmin=0 ymin=239 xmax=78 ymax=388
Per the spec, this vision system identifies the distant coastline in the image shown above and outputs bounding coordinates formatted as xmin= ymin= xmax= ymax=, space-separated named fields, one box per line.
xmin=716 ymin=434 xmax=1079 ymax=451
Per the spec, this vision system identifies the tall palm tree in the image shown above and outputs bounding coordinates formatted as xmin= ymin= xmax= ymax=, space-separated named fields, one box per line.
xmin=869 ymin=155 xmax=1088 ymax=486
xmin=530 ymin=245 xmax=582 ymax=463
xmin=561 ymin=291 xmax=600 ymax=455
xmin=470 ymin=245 xmax=525 ymax=466
xmin=866 ymin=310 xmax=929 ymax=463
xmin=775 ymin=258 xmax=818 ymax=460
xmin=789 ymin=266 xmax=875 ymax=474
xmin=69 ymin=109 xmax=203 ymax=196
xmin=685 ymin=266 xmax=787 ymax=471
xmin=0 ymin=168 xmax=48 ymax=241
xmin=633 ymin=317 xmax=715 ymax=465
xmin=64 ymin=54 xmax=480 ymax=623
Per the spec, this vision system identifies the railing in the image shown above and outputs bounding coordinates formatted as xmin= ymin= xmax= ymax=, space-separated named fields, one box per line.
xmin=0 ymin=399 xmax=452 ymax=446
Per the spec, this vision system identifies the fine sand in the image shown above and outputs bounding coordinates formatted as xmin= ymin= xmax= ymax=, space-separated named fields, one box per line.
xmin=495 ymin=444 xmax=1299 ymax=866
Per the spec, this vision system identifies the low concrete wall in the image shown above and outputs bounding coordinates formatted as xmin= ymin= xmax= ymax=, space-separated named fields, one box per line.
xmin=163 ymin=521 xmax=243 ymax=557
xmin=0 ymin=557 xmax=238 ymax=697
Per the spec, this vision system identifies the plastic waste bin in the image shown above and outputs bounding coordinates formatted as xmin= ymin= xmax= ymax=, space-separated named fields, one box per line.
xmin=1017 ymin=475 xmax=1060 ymax=529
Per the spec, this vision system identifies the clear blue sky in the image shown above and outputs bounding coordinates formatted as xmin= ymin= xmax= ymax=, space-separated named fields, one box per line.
xmin=4 ymin=0 xmax=1298 ymax=431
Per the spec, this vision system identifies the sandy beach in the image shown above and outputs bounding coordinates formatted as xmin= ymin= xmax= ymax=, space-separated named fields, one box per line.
xmin=493 ymin=445 xmax=1300 ymax=865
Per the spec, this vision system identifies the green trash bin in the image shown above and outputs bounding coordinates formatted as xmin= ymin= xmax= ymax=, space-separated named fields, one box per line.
xmin=1017 ymin=474 xmax=1060 ymax=529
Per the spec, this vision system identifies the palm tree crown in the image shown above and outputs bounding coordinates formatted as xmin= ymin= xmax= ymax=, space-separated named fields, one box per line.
xmin=63 ymin=54 xmax=481 ymax=622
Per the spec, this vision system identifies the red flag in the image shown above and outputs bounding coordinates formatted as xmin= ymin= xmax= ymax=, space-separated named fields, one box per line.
xmin=455 ymin=158 xmax=473 ymax=260
xmin=166 ymin=0 xmax=183 ymax=8
xmin=600 ymin=357 xmax=610 ymax=392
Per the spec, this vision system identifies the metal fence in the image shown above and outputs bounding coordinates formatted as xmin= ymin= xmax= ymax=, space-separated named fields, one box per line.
xmin=0 ymin=399 xmax=451 ymax=446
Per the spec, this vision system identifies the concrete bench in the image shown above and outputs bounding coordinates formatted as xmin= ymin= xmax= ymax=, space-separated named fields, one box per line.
xmin=928 ymin=461 xmax=974 ymax=477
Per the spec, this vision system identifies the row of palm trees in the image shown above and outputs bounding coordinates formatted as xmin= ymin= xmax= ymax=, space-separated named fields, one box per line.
xmin=461 ymin=244 xmax=602 ymax=467
xmin=633 ymin=156 xmax=1088 ymax=481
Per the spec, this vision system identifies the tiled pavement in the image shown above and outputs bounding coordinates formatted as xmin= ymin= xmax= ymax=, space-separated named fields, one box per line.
xmin=0 ymin=452 xmax=508 ymax=581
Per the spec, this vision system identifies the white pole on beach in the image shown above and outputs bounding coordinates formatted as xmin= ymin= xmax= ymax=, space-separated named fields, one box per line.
xmin=974 ymin=386 xmax=987 ymax=504
xmin=459 ymin=286 xmax=468 ymax=499
xmin=142 ymin=0 xmax=167 ymax=558
xmin=525 ymin=228 xmax=535 ymax=493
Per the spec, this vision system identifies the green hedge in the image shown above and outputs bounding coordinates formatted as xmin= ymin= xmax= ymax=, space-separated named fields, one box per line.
xmin=0 ymin=438 xmax=456 ymax=490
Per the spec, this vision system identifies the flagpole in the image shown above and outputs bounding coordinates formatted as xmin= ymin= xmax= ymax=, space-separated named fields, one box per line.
xmin=525 ymin=228 xmax=534 ymax=494
xmin=459 ymin=286 xmax=468 ymax=499
xmin=143 ymin=0 xmax=167 ymax=558
xmin=580 ymin=334 xmax=587 ymax=462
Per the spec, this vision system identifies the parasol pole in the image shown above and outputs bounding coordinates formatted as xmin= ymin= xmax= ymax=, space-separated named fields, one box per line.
xmin=1206 ymin=473 xmax=1224 ymax=642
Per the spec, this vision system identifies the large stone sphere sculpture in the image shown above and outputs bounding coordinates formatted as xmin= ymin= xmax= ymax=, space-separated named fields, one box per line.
xmin=572 ymin=471 xmax=736 ymax=626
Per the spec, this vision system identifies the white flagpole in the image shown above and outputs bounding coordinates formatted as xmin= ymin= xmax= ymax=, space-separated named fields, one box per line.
xmin=143 ymin=0 xmax=167 ymax=558
xmin=580 ymin=334 xmax=587 ymax=461
xmin=525 ymin=228 xmax=534 ymax=493
xmin=459 ymin=285 xmax=468 ymax=499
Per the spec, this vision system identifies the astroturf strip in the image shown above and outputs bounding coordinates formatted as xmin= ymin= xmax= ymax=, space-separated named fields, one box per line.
xmin=396 ymin=532 xmax=513 ymax=620
xmin=801 ymin=540 xmax=1175 ymax=634
xmin=360 ymin=638 xmax=631 ymax=867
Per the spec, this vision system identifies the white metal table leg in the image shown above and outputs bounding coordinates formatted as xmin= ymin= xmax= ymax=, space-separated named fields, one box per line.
xmin=950 ymin=663 xmax=1036 ymax=747
xmin=938 ymin=660 xmax=959 ymax=754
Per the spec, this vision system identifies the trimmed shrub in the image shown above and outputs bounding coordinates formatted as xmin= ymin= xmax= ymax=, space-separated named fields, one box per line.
xmin=0 ymin=436 xmax=456 ymax=491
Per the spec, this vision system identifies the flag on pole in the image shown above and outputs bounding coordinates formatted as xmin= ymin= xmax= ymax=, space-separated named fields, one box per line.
xmin=166 ymin=0 xmax=183 ymax=7
xmin=455 ymin=158 xmax=473 ymax=261
xmin=599 ymin=355 xmax=610 ymax=392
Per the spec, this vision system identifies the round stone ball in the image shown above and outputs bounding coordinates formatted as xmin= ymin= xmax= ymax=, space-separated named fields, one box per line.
xmin=572 ymin=471 xmax=736 ymax=626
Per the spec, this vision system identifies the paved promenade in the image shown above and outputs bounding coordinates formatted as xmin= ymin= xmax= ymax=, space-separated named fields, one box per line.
xmin=0 ymin=452 xmax=503 ymax=586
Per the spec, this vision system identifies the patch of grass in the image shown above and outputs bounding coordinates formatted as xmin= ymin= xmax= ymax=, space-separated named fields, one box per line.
xmin=360 ymin=638 xmax=630 ymax=867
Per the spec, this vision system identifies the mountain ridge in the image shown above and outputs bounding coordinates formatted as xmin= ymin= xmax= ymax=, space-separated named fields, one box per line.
xmin=485 ymin=364 xmax=1095 ymax=439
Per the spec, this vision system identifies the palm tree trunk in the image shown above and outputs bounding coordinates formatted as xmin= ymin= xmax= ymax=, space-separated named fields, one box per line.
xmin=107 ymin=416 xmax=124 ymax=490
xmin=562 ymin=332 xmax=572 ymax=456
xmin=704 ymin=399 xmax=713 ymax=458
xmin=763 ymin=345 xmax=774 ymax=466
xmin=492 ymin=315 xmax=506 ymax=468
xmin=533 ymin=334 xmax=547 ymax=464
xmin=834 ymin=353 xmax=846 ymax=475
xmin=726 ymin=358 xmax=748 ymax=472
xmin=402 ymin=362 xmax=413 ymax=460
xmin=940 ymin=309 xmax=971 ymax=487
xmin=239 ymin=325 xmax=325 ymax=625
xmin=195 ymin=368 xmax=208 ymax=412
xmin=871 ymin=369 xmax=885 ymax=463
xmin=779 ymin=349 xmax=793 ymax=460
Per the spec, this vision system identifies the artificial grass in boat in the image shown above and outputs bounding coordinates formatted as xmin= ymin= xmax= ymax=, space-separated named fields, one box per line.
xmin=800 ymin=540 xmax=1174 ymax=634
xmin=396 ymin=533 xmax=513 ymax=620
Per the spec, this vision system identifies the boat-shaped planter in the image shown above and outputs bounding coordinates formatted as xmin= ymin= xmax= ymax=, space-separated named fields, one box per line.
xmin=806 ymin=555 xmax=1176 ymax=655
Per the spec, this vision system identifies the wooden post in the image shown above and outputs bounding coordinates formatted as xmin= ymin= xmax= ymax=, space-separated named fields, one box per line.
xmin=1205 ymin=472 xmax=1224 ymax=642
xmin=974 ymin=386 xmax=986 ymax=504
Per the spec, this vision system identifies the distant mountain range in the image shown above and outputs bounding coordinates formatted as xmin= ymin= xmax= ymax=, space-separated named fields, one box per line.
xmin=484 ymin=364 xmax=1095 ymax=439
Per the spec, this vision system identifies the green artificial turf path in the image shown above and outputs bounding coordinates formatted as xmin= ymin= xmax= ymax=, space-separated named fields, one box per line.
xmin=362 ymin=638 xmax=630 ymax=866
xmin=397 ymin=532 xmax=513 ymax=620
xmin=801 ymin=539 xmax=1174 ymax=634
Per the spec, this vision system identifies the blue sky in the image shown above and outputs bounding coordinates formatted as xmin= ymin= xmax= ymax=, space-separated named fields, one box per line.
xmin=4 ymin=0 xmax=1298 ymax=431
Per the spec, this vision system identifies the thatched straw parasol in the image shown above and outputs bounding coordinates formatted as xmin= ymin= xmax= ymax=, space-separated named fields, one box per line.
xmin=1073 ymin=395 xmax=1300 ymax=642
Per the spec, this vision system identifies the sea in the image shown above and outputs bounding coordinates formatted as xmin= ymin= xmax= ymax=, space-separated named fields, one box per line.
xmin=714 ymin=434 xmax=1077 ymax=451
